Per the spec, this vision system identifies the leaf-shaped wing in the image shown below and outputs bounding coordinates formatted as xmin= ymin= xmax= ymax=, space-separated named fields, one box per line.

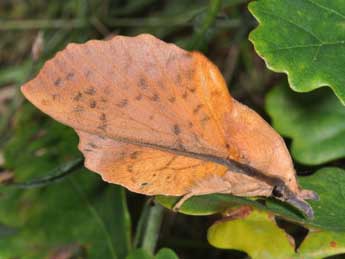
xmin=21 ymin=34 xmax=315 ymax=216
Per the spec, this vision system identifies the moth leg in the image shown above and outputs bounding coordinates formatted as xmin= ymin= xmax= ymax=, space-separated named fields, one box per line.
xmin=172 ymin=175 xmax=232 ymax=212
xmin=172 ymin=192 xmax=195 ymax=212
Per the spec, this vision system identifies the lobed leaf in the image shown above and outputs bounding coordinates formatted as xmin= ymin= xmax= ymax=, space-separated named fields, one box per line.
xmin=266 ymin=85 xmax=345 ymax=165
xmin=249 ymin=0 xmax=345 ymax=104
xmin=207 ymin=209 xmax=345 ymax=259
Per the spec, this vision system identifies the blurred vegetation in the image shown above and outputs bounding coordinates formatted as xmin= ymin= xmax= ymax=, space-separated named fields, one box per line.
xmin=1 ymin=0 xmax=344 ymax=258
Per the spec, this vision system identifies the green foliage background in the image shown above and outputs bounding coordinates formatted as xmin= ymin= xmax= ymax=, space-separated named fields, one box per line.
xmin=1 ymin=0 xmax=345 ymax=258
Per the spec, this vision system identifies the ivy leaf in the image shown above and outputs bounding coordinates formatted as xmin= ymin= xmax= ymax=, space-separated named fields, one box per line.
xmin=249 ymin=0 xmax=345 ymax=104
xmin=207 ymin=209 xmax=345 ymax=259
xmin=266 ymin=85 xmax=345 ymax=165
xmin=158 ymin=167 xmax=345 ymax=231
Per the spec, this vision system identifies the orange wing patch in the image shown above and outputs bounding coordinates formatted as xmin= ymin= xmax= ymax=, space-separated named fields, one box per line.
xmin=21 ymin=34 xmax=317 ymax=217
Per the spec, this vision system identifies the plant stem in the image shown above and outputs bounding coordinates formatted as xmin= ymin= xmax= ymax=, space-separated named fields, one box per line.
xmin=133 ymin=199 xmax=151 ymax=248
xmin=141 ymin=202 xmax=164 ymax=255
xmin=0 ymin=17 xmax=240 ymax=30
xmin=189 ymin=0 xmax=223 ymax=49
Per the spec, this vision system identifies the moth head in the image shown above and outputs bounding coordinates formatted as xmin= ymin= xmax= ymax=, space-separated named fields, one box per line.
xmin=271 ymin=183 xmax=317 ymax=219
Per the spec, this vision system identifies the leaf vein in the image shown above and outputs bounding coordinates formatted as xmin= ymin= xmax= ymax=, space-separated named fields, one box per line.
xmin=258 ymin=10 xmax=322 ymax=43
xmin=305 ymin=0 xmax=345 ymax=21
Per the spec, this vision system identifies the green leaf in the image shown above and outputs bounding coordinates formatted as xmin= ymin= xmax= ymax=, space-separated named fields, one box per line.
xmin=156 ymin=194 xmax=265 ymax=216
xmin=207 ymin=210 xmax=295 ymax=259
xmin=0 ymin=102 xmax=132 ymax=258
xmin=249 ymin=0 xmax=345 ymax=104
xmin=0 ymin=170 xmax=131 ymax=259
xmin=207 ymin=209 xmax=345 ymax=259
xmin=266 ymin=85 xmax=345 ymax=165
xmin=297 ymin=230 xmax=345 ymax=259
xmin=155 ymin=248 xmax=179 ymax=259
xmin=267 ymin=167 xmax=345 ymax=231
xmin=158 ymin=167 xmax=345 ymax=231
xmin=126 ymin=249 xmax=153 ymax=259
xmin=126 ymin=248 xmax=179 ymax=259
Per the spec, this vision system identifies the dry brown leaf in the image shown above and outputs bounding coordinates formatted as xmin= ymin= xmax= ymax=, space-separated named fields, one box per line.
xmin=0 ymin=85 xmax=16 ymax=114
xmin=0 ymin=171 xmax=14 ymax=184
xmin=21 ymin=34 xmax=317 ymax=217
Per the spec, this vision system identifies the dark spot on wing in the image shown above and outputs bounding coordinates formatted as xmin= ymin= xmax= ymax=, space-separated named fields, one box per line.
xmin=41 ymin=99 xmax=49 ymax=105
xmin=138 ymin=78 xmax=148 ymax=89
xmin=182 ymin=91 xmax=188 ymax=99
xmin=166 ymin=176 xmax=171 ymax=180
xmin=83 ymin=149 xmax=93 ymax=152
xmin=88 ymin=142 xmax=97 ymax=148
xmin=149 ymin=115 xmax=154 ymax=120
xmin=225 ymin=143 xmax=230 ymax=149
xmin=73 ymin=105 xmax=84 ymax=113
xmin=188 ymin=121 xmax=193 ymax=128
xmin=98 ymin=113 xmax=107 ymax=131
xmin=73 ymin=92 xmax=82 ymax=101
xmin=168 ymin=96 xmax=176 ymax=103
xmin=54 ymin=78 xmax=62 ymax=86
xmin=89 ymin=100 xmax=97 ymax=108
xmin=100 ymin=97 xmax=107 ymax=103
xmin=84 ymin=87 xmax=96 ymax=95
xmin=211 ymin=90 xmax=220 ymax=96
xmin=116 ymin=99 xmax=128 ymax=108
xmin=135 ymin=94 xmax=143 ymax=101
xmin=130 ymin=151 xmax=140 ymax=159
xmin=100 ymin=113 xmax=106 ymax=121
xmin=127 ymin=165 xmax=133 ymax=172
xmin=188 ymin=87 xmax=196 ymax=93
xmin=52 ymin=94 xmax=58 ymax=100
xmin=201 ymin=115 xmax=210 ymax=122
xmin=173 ymin=124 xmax=181 ymax=135
xmin=150 ymin=93 xmax=160 ymax=102
xmin=141 ymin=182 xmax=149 ymax=186
xmin=66 ymin=72 xmax=74 ymax=80
xmin=193 ymin=104 xmax=203 ymax=114
xmin=176 ymin=74 xmax=182 ymax=85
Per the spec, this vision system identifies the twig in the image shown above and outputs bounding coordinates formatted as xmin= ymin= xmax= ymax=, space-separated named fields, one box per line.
xmin=3 ymin=157 xmax=83 ymax=189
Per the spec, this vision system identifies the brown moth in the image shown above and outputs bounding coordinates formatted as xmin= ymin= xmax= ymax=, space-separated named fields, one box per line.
xmin=21 ymin=34 xmax=317 ymax=217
